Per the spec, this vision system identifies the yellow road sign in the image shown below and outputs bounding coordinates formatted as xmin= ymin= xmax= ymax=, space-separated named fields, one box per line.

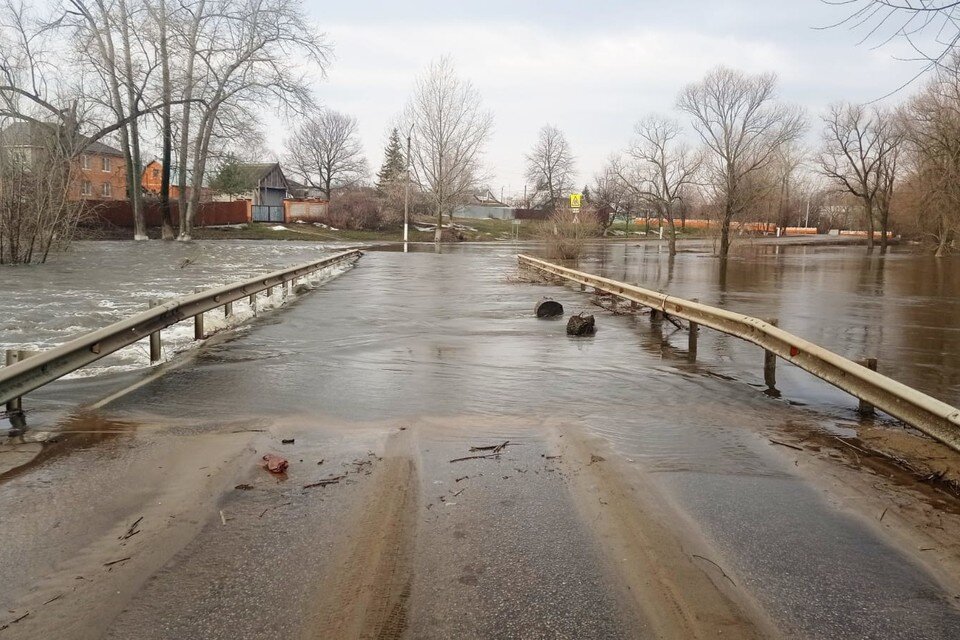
xmin=570 ymin=193 xmax=582 ymax=209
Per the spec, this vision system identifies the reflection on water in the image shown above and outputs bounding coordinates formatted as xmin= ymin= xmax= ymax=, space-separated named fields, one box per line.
xmin=579 ymin=242 xmax=960 ymax=407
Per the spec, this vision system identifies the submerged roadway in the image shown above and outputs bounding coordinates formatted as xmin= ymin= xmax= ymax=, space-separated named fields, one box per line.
xmin=1 ymin=245 xmax=959 ymax=639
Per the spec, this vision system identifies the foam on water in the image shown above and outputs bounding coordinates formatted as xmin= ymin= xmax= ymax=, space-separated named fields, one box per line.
xmin=0 ymin=241 xmax=357 ymax=379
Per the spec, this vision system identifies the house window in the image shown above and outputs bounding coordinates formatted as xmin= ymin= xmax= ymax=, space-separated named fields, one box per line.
xmin=102 ymin=156 xmax=111 ymax=172
xmin=101 ymin=182 xmax=112 ymax=198
xmin=81 ymin=155 xmax=90 ymax=170
xmin=81 ymin=180 xmax=92 ymax=196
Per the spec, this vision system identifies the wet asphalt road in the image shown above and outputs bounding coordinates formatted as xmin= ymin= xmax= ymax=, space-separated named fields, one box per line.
xmin=2 ymin=244 xmax=959 ymax=638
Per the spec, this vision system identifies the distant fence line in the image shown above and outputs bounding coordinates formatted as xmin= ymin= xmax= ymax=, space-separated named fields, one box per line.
xmin=80 ymin=198 xmax=331 ymax=230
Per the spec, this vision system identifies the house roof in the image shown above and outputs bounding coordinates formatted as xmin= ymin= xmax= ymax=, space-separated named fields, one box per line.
xmin=235 ymin=163 xmax=281 ymax=183
xmin=0 ymin=121 xmax=124 ymax=157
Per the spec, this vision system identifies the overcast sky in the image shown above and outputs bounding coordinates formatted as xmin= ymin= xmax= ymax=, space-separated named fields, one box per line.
xmin=285 ymin=0 xmax=923 ymax=199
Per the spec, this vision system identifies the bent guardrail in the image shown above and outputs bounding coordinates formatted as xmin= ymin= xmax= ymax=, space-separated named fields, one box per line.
xmin=518 ymin=254 xmax=960 ymax=453
xmin=1 ymin=249 xmax=362 ymax=410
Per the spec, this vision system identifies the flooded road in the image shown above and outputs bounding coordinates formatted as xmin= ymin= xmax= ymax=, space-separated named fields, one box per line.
xmin=1 ymin=241 xmax=959 ymax=638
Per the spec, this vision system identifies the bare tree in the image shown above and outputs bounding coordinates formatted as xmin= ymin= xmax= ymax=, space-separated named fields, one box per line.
xmin=826 ymin=1 xmax=960 ymax=70
xmin=592 ymin=161 xmax=638 ymax=235
xmin=175 ymin=0 xmax=330 ymax=239
xmin=524 ymin=124 xmax=575 ymax=210
xmin=66 ymin=0 xmax=157 ymax=241
xmin=403 ymin=57 xmax=493 ymax=243
xmin=0 ymin=0 xmax=184 ymax=261
xmin=773 ymin=141 xmax=806 ymax=233
xmin=678 ymin=66 xmax=805 ymax=256
xmin=818 ymin=103 xmax=901 ymax=253
xmin=612 ymin=115 xmax=701 ymax=255
xmin=285 ymin=109 xmax=368 ymax=198
xmin=902 ymin=54 xmax=960 ymax=255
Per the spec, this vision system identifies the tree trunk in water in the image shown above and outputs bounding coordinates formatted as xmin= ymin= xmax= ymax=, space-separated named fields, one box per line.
xmin=719 ymin=204 xmax=733 ymax=257
xmin=434 ymin=203 xmax=443 ymax=243
xmin=118 ymin=0 xmax=147 ymax=241
xmin=667 ymin=210 xmax=677 ymax=256
xmin=864 ymin=199 xmax=875 ymax=254
xmin=879 ymin=207 xmax=889 ymax=255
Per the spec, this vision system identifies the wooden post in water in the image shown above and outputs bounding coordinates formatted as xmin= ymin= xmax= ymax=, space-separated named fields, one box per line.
xmin=764 ymin=318 xmax=778 ymax=388
xmin=149 ymin=300 xmax=162 ymax=362
xmin=858 ymin=358 xmax=878 ymax=415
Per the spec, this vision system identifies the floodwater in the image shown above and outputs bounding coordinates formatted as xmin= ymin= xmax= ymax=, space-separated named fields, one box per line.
xmin=0 ymin=240 xmax=357 ymax=376
xmin=3 ymin=240 xmax=960 ymax=637
xmin=582 ymin=240 xmax=960 ymax=413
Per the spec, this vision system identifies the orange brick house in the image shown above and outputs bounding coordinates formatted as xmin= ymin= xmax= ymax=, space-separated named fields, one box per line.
xmin=141 ymin=159 xmax=212 ymax=201
xmin=73 ymin=141 xmax=126 ymax=201
xmin=0 ymin=121 xmax=127 ymax=201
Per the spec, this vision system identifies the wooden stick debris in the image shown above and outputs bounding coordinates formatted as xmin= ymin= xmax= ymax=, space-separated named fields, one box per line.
xmin=469 ymin=440 xmax=510 ymax=453
xmin=0 ymin=612 xmax=30 ymax=630
xmin=258 ymin=502 xmax=292 ymax=518
xmin=692 ymin=554 xmax=735 ymax=586
xmin=450 ymin=453 xmax=502 ymax=463
xmin=103 ymin=557 xmax=131 ymax=567
xmin=119 ymin=516 xmax=143 ymax=540
xmin=219 ymin=510 xmax=227 ymax=526
xmin=303 ymin=475 xmax=345 ymax=489
xmin=769 ymin=438 xmax=803 ymax=452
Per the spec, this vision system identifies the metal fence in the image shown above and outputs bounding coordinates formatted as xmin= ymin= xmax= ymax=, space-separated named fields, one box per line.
xmin=1 ymin=250 xmax=362 ymax=410
xmin=518 ymin=254 xmax=960 ymax=453
xmin=252 ymin=205 xmax=284 ymax=222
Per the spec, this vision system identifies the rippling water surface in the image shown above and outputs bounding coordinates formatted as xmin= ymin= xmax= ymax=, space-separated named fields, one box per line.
xmin=0 ymin=240 xmax=356 ymax=375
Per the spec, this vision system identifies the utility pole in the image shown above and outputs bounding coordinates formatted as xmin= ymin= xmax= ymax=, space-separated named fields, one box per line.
xmin=404 ymin=130 xmax=411 ymax=245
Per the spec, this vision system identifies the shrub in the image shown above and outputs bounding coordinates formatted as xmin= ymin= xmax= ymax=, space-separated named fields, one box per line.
xmin=536 ymin=206 xmax=601 ymax=260
xmin=324 ymin=189 xmax=384 ymax=230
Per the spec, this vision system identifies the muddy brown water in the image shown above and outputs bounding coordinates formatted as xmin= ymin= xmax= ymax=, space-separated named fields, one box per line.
xmin=2 ymin=240 xmax=960 ymax=638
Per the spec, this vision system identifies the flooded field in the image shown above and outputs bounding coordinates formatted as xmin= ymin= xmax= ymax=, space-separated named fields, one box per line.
xmin=578 ymin=241 xmax=960 ymax=413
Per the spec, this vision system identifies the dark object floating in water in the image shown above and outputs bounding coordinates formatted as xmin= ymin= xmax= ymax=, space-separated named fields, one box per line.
xmin=567 ymin=313 xmax=596 ymax=336
xmin=535 ymin=298 xmax=564 ymax=318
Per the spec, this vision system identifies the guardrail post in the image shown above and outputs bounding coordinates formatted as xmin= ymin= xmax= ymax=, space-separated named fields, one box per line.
xmin=224 ymin=301 xmax=233 ymax=317
xmin=858 ymin=358 xmax=878 ymax=415
xmin=248 ymin=292 xmax=257 ymax=310
xmin=5 ymin=350 xmax=21 ymax=412
xmin=267 ymin=286 xmax=274 ymax=298
xmin=193 ymin=288 xmax=205 ymax=340
xmin=148 ymin=299 xmax=162 ymax=363
xmin=688 ymin=298 xmax=699 ymax=359
xmin=580 ymin=283 xmax=586 ymax=291
xmin=764 ymin=318 xmax=778 ymax=388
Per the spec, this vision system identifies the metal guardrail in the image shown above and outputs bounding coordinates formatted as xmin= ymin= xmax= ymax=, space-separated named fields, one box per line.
xmin=518 ymin=254 xmax=960 ymax=453
xmin=0 ymin=249 xmax=362 ymax=408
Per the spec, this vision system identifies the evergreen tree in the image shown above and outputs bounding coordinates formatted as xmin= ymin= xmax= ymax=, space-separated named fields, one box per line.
xmin=209 ymin=154 xmax=249 ymax=198
xmin=376 ymin=128 xmax=406 ymax=191
xmin=582 ymin=185 xmax=591 ymax=203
